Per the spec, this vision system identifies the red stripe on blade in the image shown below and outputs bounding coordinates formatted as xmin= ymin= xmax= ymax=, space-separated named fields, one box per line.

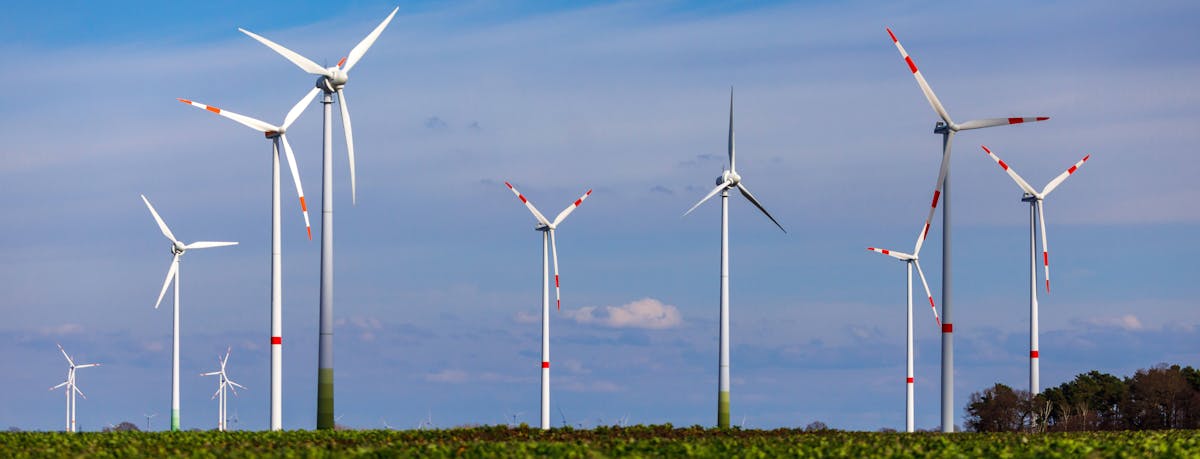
xmin=887 ymin=28 xmax=897 ymax=43
xmin=1008 ymin=118 xmax=1024 ymax=124
xmin=1036 ymin=117 xmax=1049 ymax=121
xmin=1068 ymin=165 xmax=1077 ymax=174
xmin=905 ymin=56 xmax=918 ymax=74
xmin=299 ymin=197 xmax=308 ymax=212
xmin=307 ymin=227 xmax=312 ymax=240
xmin=942 ymin=323 xmax=953 ymax=333
xmin=574 ymin=199 xmax=582 ymax=207
xmin=519 ymin=195 xmax=527 ymax=203
xmin=931 ymin=191 xmax=941 ymax=208
xmin=881 ymin=249 xmax=890 ymax=255
xmin=555 ymin=275 xmax=559 ymax=287
xmin=922 ymin=223 xmax=930 ymax=240
xmin=999 ymin=160 xmax=1009 ymax=171
xmin=206 ymin=106 xmax=221 ymax=114
xmin=177 ymin=98 xmax=192 ymax=105
xmin=1043 ymin=252 xmax=1049 ymax=266
xmin=271 ymin=336 xmax=282 ymax=345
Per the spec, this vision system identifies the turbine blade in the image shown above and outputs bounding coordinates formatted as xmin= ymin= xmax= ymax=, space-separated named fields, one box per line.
xmin=50 ymin=381 xmax=69 ymax=391
xmin=736 ymin=182 xmax=785 ymax=233
xmin=238 ymin=28 xmax=331 ymax=76
xmin=683 ymin=181 xmax=730 ymax=217
xmin=281 ymin=135 xmax=313 ymax=240
xmin=57 ymin=344 xmax=75 ymax=367
xmin=201 ymin=371 xmax=221 ymax=376
xmin=177 ymin=99 xmax=278 ymax=133
xmin=141 ymin=195 xmax=177 ymax=243
xmin=886 ymin=28 xmax=954 ymax=127
xmin=957 ymin=117 xmax=1050 ymax=131
xmin=551 ymin=189 xmax=593 ymax=227
xmin=74 ymin=385 xmax=87 ymax=400
xmin=154 ymin=255 xmax=180 ymax=310
xmin=223 ymin=347 xmax=231 ymax=369
xmin=337 ymin=88 xmax=357 ymax=205
xmin=504 ymin=182 xmax=551 ymax=226
xmin=914 ymin=260 xmax=942 ymax=328
xmin=981 ymin=146 xmax=1038 ymax=196
xmin=912 ymin=141 xmax=952 ymax=256
xmin=227 ymin=381 xmax=240 ymax=397
xmin=228 ymin=380 xmax=247 ymax=391
xmin=1042 ymin=154 xmax=1090 ymax=196
xmin=212 ymin=385 xmax=222 ymax=400
xmin=185 ymin=241 xmax=238 ymax=250
xmin=74 ymin=363 xmax=99 ymax=369
xmin=550 ymin=230 xmax=561 ymax=311
xmin=282 ymin=87 xmax=321 ymax=130
xmin=866 ymin=247 xmax=912 ymax=261
xmin=1038 ymin=201 xmax=1051 ymax=293
xmin=342 ymin=7 xmax=400 ymax=73
xmin=728 ymin=88 xmax=736 ymax=172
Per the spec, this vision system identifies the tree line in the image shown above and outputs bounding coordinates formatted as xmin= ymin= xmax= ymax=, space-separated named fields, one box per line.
xmin=965 ymin=363 xmax=1200 ymax=432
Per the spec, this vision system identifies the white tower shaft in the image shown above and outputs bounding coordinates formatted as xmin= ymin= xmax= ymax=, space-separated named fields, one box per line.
xmin=172 ymin=265 xmax=181 ymax=431
xmin=906 ymin=262 xmax=914 ymax=433
xmin=718 ymin=190 xmax=731 ymax=428
xmin=1029 ymin=200 xmax=1041 ymax=394
xmin=540 ymin=231 xmax=551 ymax=430
xmin=270 ymin=138 xmax=283 ymax=431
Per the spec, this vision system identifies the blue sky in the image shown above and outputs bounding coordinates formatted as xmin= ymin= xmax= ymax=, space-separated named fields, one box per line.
xmin=1 ymin=1 xmax=1198 ymax=432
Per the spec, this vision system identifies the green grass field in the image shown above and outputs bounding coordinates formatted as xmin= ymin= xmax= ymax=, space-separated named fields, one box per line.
xmin=3 ymin=426 xmax=1198 ymax=458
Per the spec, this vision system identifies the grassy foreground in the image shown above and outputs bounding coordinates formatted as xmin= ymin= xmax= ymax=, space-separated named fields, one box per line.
xmin=3 ymin=425 xmax=1198 ymax=458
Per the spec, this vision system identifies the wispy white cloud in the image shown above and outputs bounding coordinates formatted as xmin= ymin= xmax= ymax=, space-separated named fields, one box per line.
xmin=1079 ymin=314 xmax=1144 ymax=331
xmin=565 ymin=298 xmax=682 ymax=329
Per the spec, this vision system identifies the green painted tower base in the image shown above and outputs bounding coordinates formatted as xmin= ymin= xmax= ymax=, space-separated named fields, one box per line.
xmin=718 ymin=391 xmax=730 ymax=428
xmin=171 ymin=409 xmax=180 ymax=431
xmin=317 ymin=369 xmax=334 ymax=429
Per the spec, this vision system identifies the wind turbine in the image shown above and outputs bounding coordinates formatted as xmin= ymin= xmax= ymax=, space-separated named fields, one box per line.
xmin=142 ymin=195 xmax=237 ymax=431
xmin=683 ymin=90 xmax=785 ymax=429
xmin=49 ymin=344 xmax=99 ymax=433
xmin=201 ymin=347 xmax=246 ymax=432
xmin=143 ymin=412 xmax=157 ymax=432
xmin=982 ymin=146 xmax=1089 ymax=394
xmin=866 ymin=205 xmax=945 ymax=432
xmin=886 ymin=28 xmax=1049 ymax=432
xmin=177 ymin=90 xmax=314 ymax=431
xmin=238 ymin=6 xmax=398 ymax=429
xmin=504 ymin=181 xmax=592 ymax=430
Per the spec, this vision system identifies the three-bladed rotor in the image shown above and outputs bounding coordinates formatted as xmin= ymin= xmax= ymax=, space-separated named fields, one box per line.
xmin=505 ymin=182 xmax=592 ymax=310
xmin=239 ymin=7 xmax=399 ymax=204
xmin=141 ymin=195 xmax=239 ymax=309
xmin=176 ymin=89 xmax=318 ymax=239
xmin=982 ymin=145 xmax=1090 ymax=292
xmin=684 ymin=89 xmax=786 ymax=233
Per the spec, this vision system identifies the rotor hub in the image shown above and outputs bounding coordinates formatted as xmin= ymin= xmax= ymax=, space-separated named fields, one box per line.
xmin=717 ymin=170 xmax=741 ymax=186
xmin=172 ymin=241 xmax=186 ymax=255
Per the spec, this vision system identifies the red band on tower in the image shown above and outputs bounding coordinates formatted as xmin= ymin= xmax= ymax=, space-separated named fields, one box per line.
xmin=271 ymin=336 xmax=282 ymax=345
xmin=541 ymin=361 xmax=550 ymax=369
xmin=942 ymin=323 xmax=953 ymax=333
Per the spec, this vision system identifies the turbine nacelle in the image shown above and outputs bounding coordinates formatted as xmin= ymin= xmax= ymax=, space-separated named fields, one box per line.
xmin=171 ymin=241 xmax=186 ymax=255
xmin=316 ymin=70 xmax=348 ymax=93
xmin=717 ymin=170 xmax=741 ymax=187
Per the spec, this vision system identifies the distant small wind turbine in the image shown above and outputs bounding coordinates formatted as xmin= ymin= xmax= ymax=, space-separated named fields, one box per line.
xmin=982 ymin=146 xmax=1089 ymax=394
xmin=50 ymin=344 xmax=99 ymax=433
xmin=201 ymin=347 xmax=246 ymax=432
xmin=683 ymin=89 xmax=785 ymax=428
xmin=504 ymin=181 xmax=592 ymax=430
xmin=141 ymin=195 xmax=237 ymax=431
xmin=143 ymin=413 xmax=157 ymax=432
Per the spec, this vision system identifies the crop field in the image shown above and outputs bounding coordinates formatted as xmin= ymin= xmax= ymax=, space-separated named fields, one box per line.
xmin=3 ymin=426 xmax=1198 ymax=458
